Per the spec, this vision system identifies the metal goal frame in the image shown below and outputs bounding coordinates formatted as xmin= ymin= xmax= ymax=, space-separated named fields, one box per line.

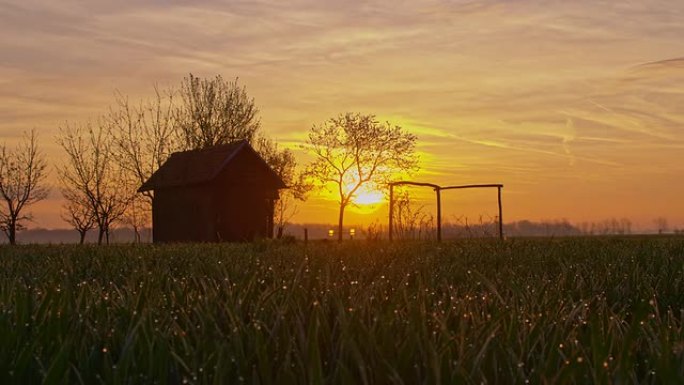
xmin=388 ymin=182 xmax=504 ymax=241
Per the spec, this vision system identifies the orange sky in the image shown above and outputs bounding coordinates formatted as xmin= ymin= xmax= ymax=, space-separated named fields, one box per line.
xmin=1 ymin=0 xmax=683 ymax=231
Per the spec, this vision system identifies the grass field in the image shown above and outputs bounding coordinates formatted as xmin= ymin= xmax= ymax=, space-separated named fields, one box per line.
xmin=1 ymin=237 xmax=683 ymax=384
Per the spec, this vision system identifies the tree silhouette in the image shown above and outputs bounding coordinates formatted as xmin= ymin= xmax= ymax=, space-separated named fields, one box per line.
xmin=176 ymin=74 xmax=260 ymax=150
xmin=0 ymin=130 xmax=48 ymax=245
xmin=110 ymin=86 xmax=178 ymax=234
xmin=305 ymin=113 xmax=417 ymax=241
xmin=255 ymin=136 xmax=310 ymax=238
xmin=111 ymin=87 xmax=178 ymax=206
xmin=654 ymin=217 xmax=668 ymax=234
xmin=61 ymin=188 xmax=96 ymax=244
xmin=58 ymin=121 xmax=133 ymax=244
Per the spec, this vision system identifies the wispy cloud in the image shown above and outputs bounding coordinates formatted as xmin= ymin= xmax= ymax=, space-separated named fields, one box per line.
xmin=1 ymin=0 xmax=683 ymax=227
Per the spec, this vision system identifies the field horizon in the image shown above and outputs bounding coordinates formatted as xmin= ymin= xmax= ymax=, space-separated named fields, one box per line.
xmin=7 ymin=219 xmax=682 ymax=245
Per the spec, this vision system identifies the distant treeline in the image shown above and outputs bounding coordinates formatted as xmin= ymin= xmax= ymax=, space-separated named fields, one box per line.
xmin=282 ymin=220 xmax=586 ymax=240
xmin=9 ymin=219 xmax=682 ymax=244
xmin=13 ymin=228 xmax=153 ymax=245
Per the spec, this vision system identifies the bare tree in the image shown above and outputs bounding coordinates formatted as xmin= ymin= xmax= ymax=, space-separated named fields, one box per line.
xmin=120 ymin=194 xmax=148 ymax=243
xmin=619 ymin=218 xmax=632 ymax=235
xmin=110 ymin=87 xmax=178 ymax=206
xmin=305 ymin=113 xmax=417 ymax=241
xmin=57 ymin=121 xmax=133 ymax=244
xmin=109 ymin=86 xmax=178 ymax=236
xmin=0 ymin=130 xmax=48 ymax=245
xmin=255 ymin=135 xmax=309 ymax=238
xmin=654 ymin=217 xmax=669 ymax=235
xmin=176 ymin=74 xmax=260 ymax=150
xmin=61 ymin=188 xmax=95 ymax=244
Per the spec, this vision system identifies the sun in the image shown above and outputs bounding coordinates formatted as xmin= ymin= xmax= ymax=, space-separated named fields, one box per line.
xmin=348 ymin=185 xmax=385 ymax=214
xmin=354 ymin=190 xmax=385 ymax=205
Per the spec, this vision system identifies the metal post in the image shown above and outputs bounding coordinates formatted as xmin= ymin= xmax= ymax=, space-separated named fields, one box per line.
xmin=389 ymin=184 xmax=394 ymax=241
xmin=497 ymin=186 xmax=503 ymax=240
xmin=436 ymin=187 xmax=442 ymax=242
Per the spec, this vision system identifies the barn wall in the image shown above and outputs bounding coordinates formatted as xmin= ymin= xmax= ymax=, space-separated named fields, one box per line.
xmin=213 ymin=185 xmax=274 ymax=241
xmin=211 ymin=149 xmax=281 ymax=241
xmin=152 ymin=185 xmax=216 ymax=243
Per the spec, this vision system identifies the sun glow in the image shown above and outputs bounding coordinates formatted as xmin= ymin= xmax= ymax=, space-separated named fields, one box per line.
xmin=354 ymin=190 xmax=384 ymax=205
xmin=343 ymin=183 xmax=385 ymax=214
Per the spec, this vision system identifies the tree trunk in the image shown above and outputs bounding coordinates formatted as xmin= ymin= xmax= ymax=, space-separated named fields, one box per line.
xmin=133 ymin=226 xmax=141 ymax=243
xmin=338 ymin=203 xmax=346 ymax=242
xmin=97 ymin=227 xmax=105 ymax=245
xmin=79 ymin=230 xmax=86 ymax=245
xmin=277 ymin=226 xmax=283 ymax=239
xmin=8 ymin=221 xmax=16 ymax=245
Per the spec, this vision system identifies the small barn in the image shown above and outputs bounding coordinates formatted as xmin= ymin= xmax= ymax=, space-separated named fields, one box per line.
xmin=139 ymin=140 xmax=286 ymax=243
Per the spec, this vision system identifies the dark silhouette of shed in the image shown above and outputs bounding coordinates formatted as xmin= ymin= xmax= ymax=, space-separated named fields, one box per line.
xmin=139 ymin=140 xmax=286 ymax=243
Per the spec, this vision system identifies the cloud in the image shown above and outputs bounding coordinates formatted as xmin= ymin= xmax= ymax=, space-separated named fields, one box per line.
xmin=1 ymin=0 xmax=684 ymax=227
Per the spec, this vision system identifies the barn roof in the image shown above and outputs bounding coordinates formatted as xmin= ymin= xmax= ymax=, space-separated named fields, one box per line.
xmin=138 ymin=140 xmax=286 ymax=192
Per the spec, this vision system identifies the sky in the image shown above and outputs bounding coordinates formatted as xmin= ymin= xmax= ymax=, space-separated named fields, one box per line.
xmin=1 ymin=0 xmax=683 ymax=231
